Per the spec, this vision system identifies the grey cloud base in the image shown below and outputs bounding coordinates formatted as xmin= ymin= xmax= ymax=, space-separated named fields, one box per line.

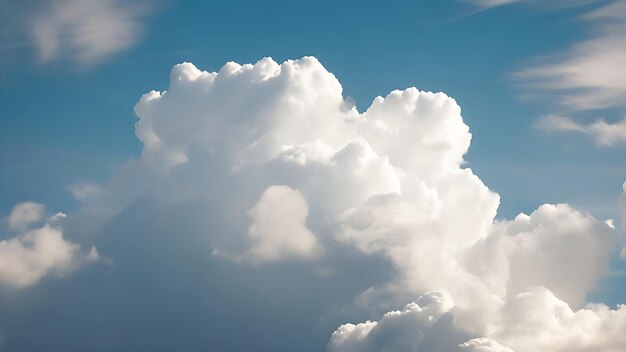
xmin=1 ymin=57 xmax=625 ymax=352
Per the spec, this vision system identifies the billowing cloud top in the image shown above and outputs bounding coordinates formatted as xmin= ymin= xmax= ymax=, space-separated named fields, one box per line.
xmin=2 ymin=56 xmax=625 ymax=351
xmin=130 ymin=57 xmax=626 ymax=350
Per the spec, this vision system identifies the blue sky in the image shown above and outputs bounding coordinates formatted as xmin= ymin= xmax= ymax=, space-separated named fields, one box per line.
xmin=2 ymin=0 xmax=623 ymax=220
xmin=1 ymin=1 xmax=626 ymax=351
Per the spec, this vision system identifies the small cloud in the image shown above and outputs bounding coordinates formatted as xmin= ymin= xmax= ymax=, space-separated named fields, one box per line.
xmin=1 ymin=203 xmax=99 ymax=290
xmin=462 ymin=0 xmax=520 ymax=9
xmin=2 ymin=0 xmax=153 ymax=68
xmin=7 ymin=201 xmax=45 ymax=232
xmin=535 ymin=114 xmax=626 ymax=146
xmin=69 ymin=180 xmax=104 ymax=202
xmin=461 ymin=0 xmax=599 ymax=11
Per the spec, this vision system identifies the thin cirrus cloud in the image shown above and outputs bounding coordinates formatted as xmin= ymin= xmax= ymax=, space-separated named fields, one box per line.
xmin=518 ymin=0 xmax=626 ymax=146
xmin=465 ymin=0 xmax=626 ymax=147
xmin=535 ymin=114 xmax=626 ymax=147
xmin=516 ymin=1 xmax=626 ymax=112
xmin=462 ymin=0 xmax=519 ymax=9
xmin=8 ymin=56 xmax=617 ymax=351
xmin=2 ymin=0 xmax=153 ymax=67
xmin=463 ymin=0 xmax=598 ymax=10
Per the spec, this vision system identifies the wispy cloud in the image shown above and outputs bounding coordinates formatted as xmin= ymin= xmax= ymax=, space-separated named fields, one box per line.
xmin=463 ymin=0 xmax=598 ymax=10
xmin=536 ymin=114 xmax=626 ymax=146
xmin=462 ymin=0 xmax=519 ymax=9
xmin=1 ymin=0 xmax=153 ymax=68
xmin=517 ymin=1 xmax=626 ymax=112
xmin=464 ymin=0 xmax=626 ymax=147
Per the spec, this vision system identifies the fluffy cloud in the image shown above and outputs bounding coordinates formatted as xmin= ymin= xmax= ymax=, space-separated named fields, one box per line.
xmin=7 ymin=201 xmax=45 ymax=231
xmin=0 ymin=0 xmax=151 ymax=66
xmin=488 ymin=203 xmax=615 ymax=308
xmin=121 ymin=57 xmax=626 ymax=350
xmin=333 ymin=287 xmax=626 ymax=352
xmin=0 ymin=202 xmax=98 ymax=289
xmin=492 ymin=287 xmax=626 ymax=352
xmin=6 ymin=56 xmax=621 ymax=351
xmin=459 ymin=338 xmax=514 ymax=352
xmin=329 ymin=291 xmax=468 ymax=352
xmin=333 ymin=201 xmax=616 ymax=350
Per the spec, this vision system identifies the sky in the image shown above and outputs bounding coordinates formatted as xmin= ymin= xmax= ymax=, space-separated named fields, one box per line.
xmin=1 ymin=0 xmax=626 ymax=351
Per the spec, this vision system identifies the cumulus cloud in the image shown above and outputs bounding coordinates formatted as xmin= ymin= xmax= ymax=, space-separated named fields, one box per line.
xmin=130 ymin=57 xmax=624 ymax=349
xmin=7 ymin=201 xmax=45 ymax=231
xmin=459 ymin=338 xmax=514 ymax=352
xmin=329 ymin=291 xmax=468 ymax=352
xmin=131 ymin=57 xmax=626 ymax=350
xmin=490 ymin=204 xmax=615 ymax=308
xmin=12 ymin=56 xmax=622 ymax=351
xmin=333 ymin=287 xmax=626 ymax=352
xmin=1 ymin=203 xmax=98 ymax=289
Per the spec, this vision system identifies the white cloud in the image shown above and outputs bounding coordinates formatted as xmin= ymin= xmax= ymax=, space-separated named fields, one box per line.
xmin=461 ymin=0 xmax=626 ymax=147
xmin=516 ymin=1 xmax=626 ymax=114
xmin=0 ymin=204 xmax=98 ymax=289
xmin=57 ymin=56 xmax=625 ymax=351
xmin=463 ymin=0 xmax=519 ymax=9
xmin=619 ymin=181 xmax=626 ymax=260
xmin=459 ymin=338 xmax=514 ymax=352
xmin=535 ymin=115 xmax=626 ymax=146
xmin=29 ymin=0 xmax=150 ymax=66
xmin=7 ymin=201 xmax=45 ymax=231
xmin=329 ymin=291 xmax=465 ymax=352
xmin=333 ymin=287 xmax=626 ymax=352
xmin=494 ymin=287 xmax=626 ymax=352
xmin=236 ymin=185 xmax=321 ymax=263
xmin=491 ymin=204 xmax=615 ymax=308
xmin=69 ymin=180 xmax=105 ymax=202
xmin=463 ymin=0 xmax=598 ymax=10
